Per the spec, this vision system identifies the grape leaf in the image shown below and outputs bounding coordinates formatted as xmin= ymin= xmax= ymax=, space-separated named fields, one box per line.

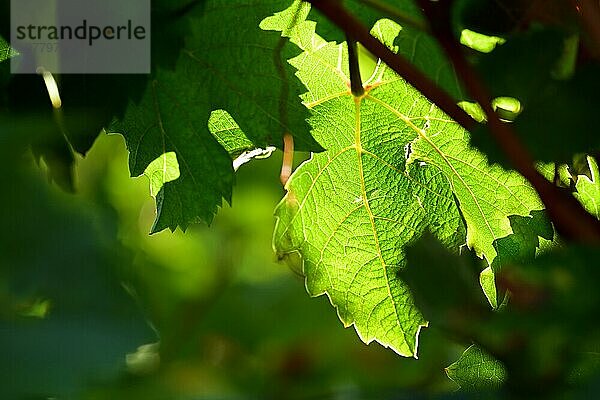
xmin=209 ymin=110 xmax=255 ymax=159
xmin=272 ymin=17 xmax=543 ymax=356
xmin=114 ymin=0 xmax=322 ymax=233
xmin=574 ymin=156 xmax=600 ymax=219
xmin=446 ymin=345 xmax=506 ymax=391
xmin=208 ymin=109 xmax=277 ymax=171
xmin=139 ymin=109 xmax=274 ymax=202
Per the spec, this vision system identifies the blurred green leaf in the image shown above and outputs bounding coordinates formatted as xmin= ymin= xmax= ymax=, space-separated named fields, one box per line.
xmin=460 ymin=29 xmax=505 ymax=53
xmin=0 ymin=153 xmax=154 ymax=398
xmin=0 ymin=0 xmax=197 ymax=192
xmin=446 ymin=345 xmax=506 ymax=391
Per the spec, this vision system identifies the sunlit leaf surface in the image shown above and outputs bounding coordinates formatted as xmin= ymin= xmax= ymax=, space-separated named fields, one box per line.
xmin=272 ymin=15 xmax=542 ymax=356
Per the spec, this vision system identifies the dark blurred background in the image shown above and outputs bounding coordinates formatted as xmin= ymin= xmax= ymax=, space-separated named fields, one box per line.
xmin=0 ymin=132 xmax=463 ymax=399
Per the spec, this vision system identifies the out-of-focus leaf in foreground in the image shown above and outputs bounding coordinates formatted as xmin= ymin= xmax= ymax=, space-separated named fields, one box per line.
xmin=0 ymin=138 xmax=154 ymax=398
xmin=446 ymin=345 xmax=506 ymax=391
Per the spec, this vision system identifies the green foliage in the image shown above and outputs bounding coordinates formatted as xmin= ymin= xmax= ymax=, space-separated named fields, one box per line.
xmin=3 ymin=0 xmax=600 ymax=397
xmin=574 ymin=156 xmax=600 ymax=219
xmin=459 ymin=29 xmax=505 ymax=53
xmin=405 ymin=231 xmax=600 ymax=395
xmin=0 ymin=135 xmax=154 ymax=398
xmin=112 ymin=0 xmax=322 ymax=233
xmin=446 ymin=345 xmax=506 ymax=390
xmin=0 ymin=0 xmax=189 ymax=191
xmin=272 ymin=15 xmax=543 ymax=357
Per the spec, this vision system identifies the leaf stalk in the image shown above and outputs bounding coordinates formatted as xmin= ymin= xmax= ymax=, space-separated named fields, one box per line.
xmin=345 ymin=34 xmax=364 ymax=96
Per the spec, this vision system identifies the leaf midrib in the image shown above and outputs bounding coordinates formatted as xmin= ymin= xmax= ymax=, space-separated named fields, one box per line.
xmin=354 ymin=96 xmax=412 ymax=354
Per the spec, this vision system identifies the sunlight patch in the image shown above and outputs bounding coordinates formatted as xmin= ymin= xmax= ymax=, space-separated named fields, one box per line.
xmin=460 ymin=29 xmax=505 ymax=53
xmin=209 ymin=109 xmax=276 ymax=170
xmin=144 ymin=152 xmax=180 ymax=197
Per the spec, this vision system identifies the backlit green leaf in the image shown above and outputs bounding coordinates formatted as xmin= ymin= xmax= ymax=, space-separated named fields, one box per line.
xmin=144 ymin=152 xmax=181 ymax=198
xmin=273 ymin=17 xmax=542 ymax=356
xmin=459 ymin=29 xmax=505 ymax=53
xmin=574 ymin=156 xmax=600 ymax=219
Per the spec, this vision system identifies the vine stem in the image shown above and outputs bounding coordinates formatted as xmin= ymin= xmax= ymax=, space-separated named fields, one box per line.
xmin=416 ymin=0 xmax=600 ymax=243
xmin=306 ymin=0 xmax=600 ymax=243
